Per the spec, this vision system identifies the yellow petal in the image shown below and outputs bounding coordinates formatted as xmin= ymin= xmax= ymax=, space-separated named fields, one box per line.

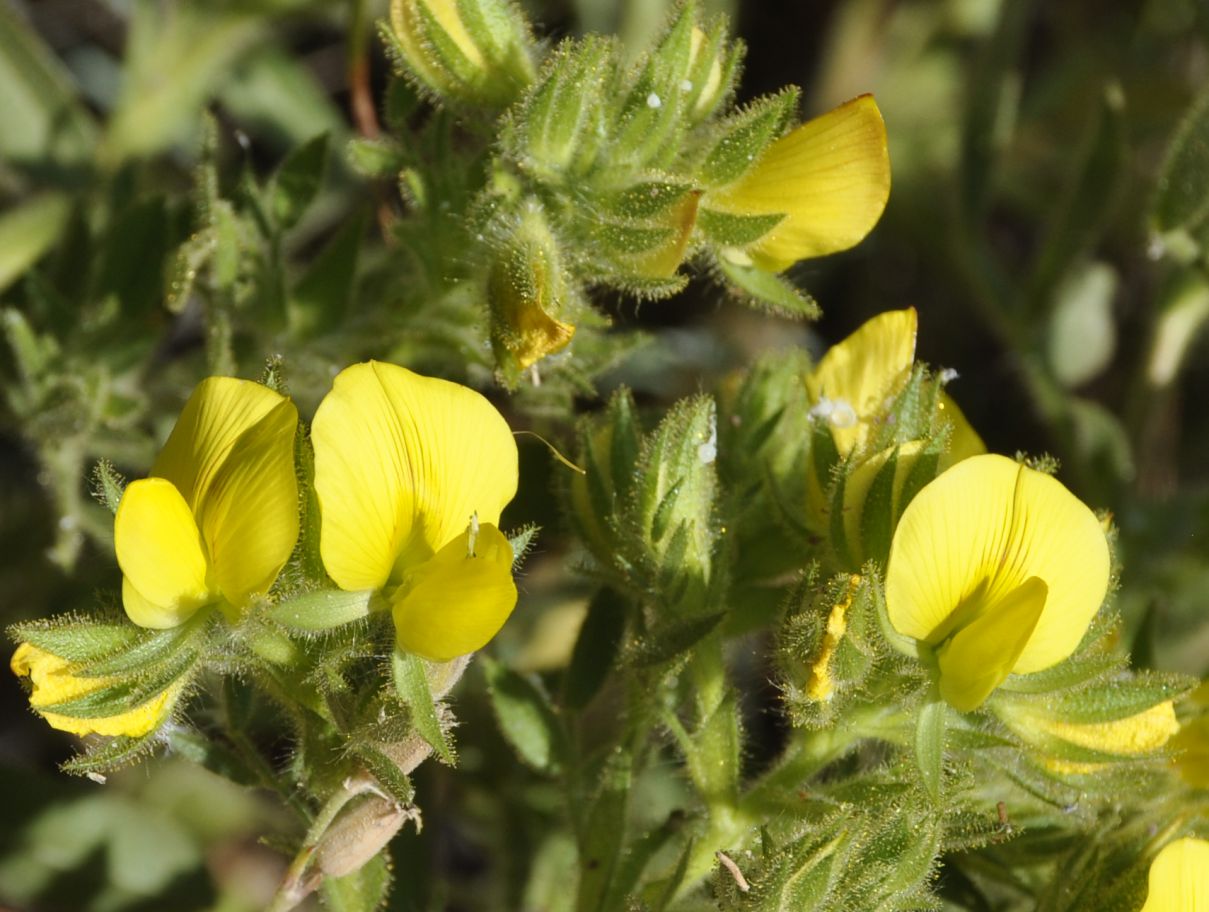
xmin=1038 ymin=701 xmax=1179 ymax=756
xmin=1141 ymin=838 xmax=1209 ymax=912
xmin=392 ymin=522 xmax=517 ymax=661
xmin=11 ymin=643 xmax=177 ymax=738
xmin=312 ymin=362 xmax=519 ymax=591
xmin=197 ymin=398 xmax=299 ymax=607
xmin=838 ymin=440 xmax=924 ymax=563
xmin=936 ymin=392 xmax=986 ymax=466
xmin=114 ymin=477 xmax=212 ymax=629
xmin=937 ymin=576 xmax=1047 ymax=712
xmin=1172 ymin=716 xmax=1209 ymax=788
xmin=704 ymin=94 xmax=890 ymax=272
xmin=152 ymin=377 xmax=290 ymax=515
xmin=886 ymin=454 xmax=1110 ymax=676
xmin=806 ymin=308 xmax=917 ymax=456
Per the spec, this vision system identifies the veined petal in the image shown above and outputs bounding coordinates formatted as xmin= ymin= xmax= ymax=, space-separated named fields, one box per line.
xmin=198 ymin=398 xmax=300 ymax=607
xmin=393 ymin=522 xmax=517 ymax=662
xmin=153 ymin=377 xmax=291 ymax=514
xmin=11 ymin=643 xmax=177 ymax=738
xmin=807 ymin=308 xmax=917 ymax=456
xmin=704 ymin=94 xmax=890 ymax=272
xmin=1141 ymin=838 xmax=1209 ymax=912
xmin=936 ymin=576 xmax=1047 ymax=712
xmin=115 ymin=478 xmax=211 ymax=629
xmin=886 ymin=454 xmax=1109 ymax=676
xmin=313 ymin=362 xmax=518 ymax=591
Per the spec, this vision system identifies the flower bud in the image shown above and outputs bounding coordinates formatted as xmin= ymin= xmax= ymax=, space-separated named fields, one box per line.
xmin=386 ymin=0 xmax=535 ymax=107
xmin=314 ymin=793 xmax=418 ymax=879
xmin=778 ymin=573 xmax=877 ymax=729
xmin=996 ymin=693 xmax=1180 ymax=774
xmin=487 ymin=202 xmax=577 ymax=377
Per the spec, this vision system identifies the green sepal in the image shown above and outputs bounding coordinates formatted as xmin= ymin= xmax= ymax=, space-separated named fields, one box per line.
xmin=391 ymin=649 xmax=455 ymax=765
xmin=508 ymin=523 xmax=540 ymax=568
xmin=698 ymin=209 xmax=783 ymax=247
xmin=481 ymin=655 xmax=564 ymax=773
xmin=351 ymin=744 xmax=417 ymax=806
xmin=697 ymin=87 xmax=798 ymax=187
xmin=89 ymin=459 xmax=126 ymax=514
xmin=627 ymin=611 xmax=725 ymax=668
xmin=9 ymin=614 xmax=142 ymax=665
xmin=60 ymin=730 xmax=162 ymax=777
xmin=858 ymin=448 xmax=900 ymax=568
xmin=82 ymin=609 xmax=212 ymax=677
xmin=509 ymin=35 xmax=615 ymax=180
xmin=269 ymin=589 xmax=375 ymax=632
xmin=915 ymin=694 xmax=947 ymax=804
xmin=715 ymin=254 xmax=820 ymax=319
xmin=37 ymin=644 xmax=196 ymax=719
xmin=601 ymin=179 xmax=697 ymax=220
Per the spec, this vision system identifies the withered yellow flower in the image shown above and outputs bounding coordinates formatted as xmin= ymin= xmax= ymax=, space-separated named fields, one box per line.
xmin=885 ymin=454 xmax=1110 ymax=712
xmin=311 ymin=362 xmax=519 ymax=662
xmin=115 ymin=378 xmax=299 ymax=629
xmin=11 ymin=643 xmax=180 ymax=738
xmin=704 ymin=95 xmax=891 ymax=272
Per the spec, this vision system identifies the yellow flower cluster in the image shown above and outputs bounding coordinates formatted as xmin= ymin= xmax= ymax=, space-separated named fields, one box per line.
xmin=12 ymin=363 xmax=520 ymax=736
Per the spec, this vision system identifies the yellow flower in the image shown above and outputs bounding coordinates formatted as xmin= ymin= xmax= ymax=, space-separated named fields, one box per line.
xmin=1140 ymin=838 xmax=1209 ymax=911
xmin=807 ymin=308 xmax=982 ymax=458
xmin=804 ymin=308 xmax=984 ymax=541
xmin=311 ymin=362 xmax=519 ymax=662
xmin=115 ymin=378 xmax=300 ymax=629
xmin=885 ymin=454 xmax=1110 ymax=712
xmin=10 ymin=643 xmax=180 ymax=737
xmin=998 ymin=698 xmax=1179 ymax=774
xmin=704 ymin=95 xmax=891 ymax=273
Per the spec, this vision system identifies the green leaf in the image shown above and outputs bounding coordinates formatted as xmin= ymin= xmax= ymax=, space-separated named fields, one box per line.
xmin=563 ymin=588 xmax=626 ymax=710
xmin=1028 ymin=85 xmax=1126 ymax=307
xmin=575 ymin=747 xmax=631 ymax=912
xmin=0 ymin=2 xmax=96 ymax=166
xmin=715 ymin=255 xmax=820 ymax=319
xmin=1152 ymin=82 xmax=1209 ymax=238
xmin=915 ymin=696 xmax=947 ymax=804
xmin=1047 ymin=262 xmax=1118 ymax=388
xmin=272 ymin=132 xmax=329 ymax=231
xmin=81 ymin=609 xmax=211 ymax=677
xmin=482 ymin=656 xmax=564 ymax=773
xmin=391 ymin=649 xmax=455 ymax=765
xmin=320 ymin=850 xmax=393 ymax=912
xmin=0 ymin=194 xmax=72 ymax=294
xmin=269 ymin=589 xmax=374 ymax=632
xmin=289 ymin=209 xmax=366 ymax=338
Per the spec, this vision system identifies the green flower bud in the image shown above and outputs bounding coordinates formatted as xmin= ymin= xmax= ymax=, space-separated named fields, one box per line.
xmin=386 ymin=0 xmax=535 ymax=107
xmin=487 ymin=202 xmax=578 ymax=379
xmin=778 ymin=573 xmax=879 ymax=729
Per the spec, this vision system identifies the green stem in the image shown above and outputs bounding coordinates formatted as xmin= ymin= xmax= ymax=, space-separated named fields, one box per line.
xmin=671 ymin=704 xmax=907 ymax=902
